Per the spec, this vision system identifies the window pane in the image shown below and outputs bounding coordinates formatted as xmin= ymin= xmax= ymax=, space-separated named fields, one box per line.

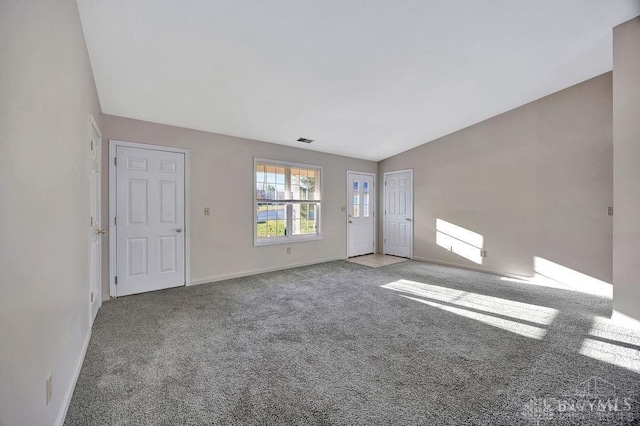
xmin=292 ymin=202 xmax=317 ymax=236
xmin=290 ymin=167 xmax=318 ymax=201
xmin=363 ymin=193 xmax=370 ymax=217
xmin=363 ymin=181 xmax=369 ymax=193
xmin=256 ymin=203 xmax=287 ymax=238
xmin=353 ymin=180 xmax=359 ymax=217
xmin=258 ymin=164 xmax=286 ymax=200
xmin=256 ymin=163 xmax=266 ymax=200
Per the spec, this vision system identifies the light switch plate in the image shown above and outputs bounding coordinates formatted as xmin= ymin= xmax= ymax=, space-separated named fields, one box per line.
xmin=204 ymin=207 xmax=210 ymax=216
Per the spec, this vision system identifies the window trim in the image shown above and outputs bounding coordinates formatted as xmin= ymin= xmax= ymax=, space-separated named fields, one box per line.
xmin=253 ymin=158 xmax=323 ymax=246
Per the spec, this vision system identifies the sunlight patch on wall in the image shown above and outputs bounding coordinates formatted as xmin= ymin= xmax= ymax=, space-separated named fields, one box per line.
xmin=436 ymin=219 xmax=484 ymax=264
xmin=534 ymin=257 xmax=612 ymax=298
xmin=381 ymin=279 xmax=557 ymax=339
xmin=579 ymin=316 xmax=640 ymax=374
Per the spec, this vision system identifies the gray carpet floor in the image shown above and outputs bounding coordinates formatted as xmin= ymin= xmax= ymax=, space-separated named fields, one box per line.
xmin=65 ymin=260 xmax=640 ymax=425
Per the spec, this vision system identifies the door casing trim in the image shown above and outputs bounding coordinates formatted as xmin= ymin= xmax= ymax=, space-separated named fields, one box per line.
xmin=108 ymin=139 xmax=191 ymax=297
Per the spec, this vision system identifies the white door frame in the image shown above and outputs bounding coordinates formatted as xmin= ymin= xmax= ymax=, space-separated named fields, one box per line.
xmin=383 ymin=169 xmax=413 ymax=259
xmin=88 ymin=114 xmax=102 ymax=325
xmin=346 ymin=171 xmax=376 ymax=257
xmin=109 ymin=140 xmax=191 ymax=297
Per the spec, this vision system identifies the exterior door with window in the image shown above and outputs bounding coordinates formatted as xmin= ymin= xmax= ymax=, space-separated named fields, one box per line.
xmin=384 ymin=170 xmax=413 ymax=258
xmin=115 ymin=146 xmax=186 ymax=296
xmin=348 ymin=172 xmax=375 ymax=257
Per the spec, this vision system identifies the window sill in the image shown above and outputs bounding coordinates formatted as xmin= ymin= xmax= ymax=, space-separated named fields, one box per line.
xmin=254 ymin=235 xmax=323 ymax=247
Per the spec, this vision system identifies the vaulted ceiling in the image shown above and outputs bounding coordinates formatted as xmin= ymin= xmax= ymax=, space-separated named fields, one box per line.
xmin=77 ymin=0 xmax=640 ymax=161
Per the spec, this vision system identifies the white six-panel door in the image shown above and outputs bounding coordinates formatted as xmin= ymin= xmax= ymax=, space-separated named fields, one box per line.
xmin=347 ymin=172 xmax=375 ymax=257
xmin=89 ymin=117 xmax=102 ymax=323
xmin=115 ymin=146 xmax=186 ymax=296
xmin=384 ymin=170 xmax=413 ymax=258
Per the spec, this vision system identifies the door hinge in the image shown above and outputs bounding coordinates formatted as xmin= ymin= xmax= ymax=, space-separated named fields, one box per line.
xmin=114 ymin=157 xmax=117 ymax=166
xmin=115 ymin=276 xmax=118 ymax=285
xmin=90 ymin=140 xmax=94 ymax=151
xmin=90 ymin=292 xmax=94 ymax=302
xmin=90 ymin=216 xmax=94 ymax=226
xmin=384 ymin=181 xmax=387 ymax=186
xmin=384 ymin=238 xmax=386 ymax=244
xmin=114 ymin=216 xmax=117 ymax=226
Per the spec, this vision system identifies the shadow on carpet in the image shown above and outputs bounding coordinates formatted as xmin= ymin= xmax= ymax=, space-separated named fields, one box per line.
xmin=65 ymin=260 xmax=640 ymax=425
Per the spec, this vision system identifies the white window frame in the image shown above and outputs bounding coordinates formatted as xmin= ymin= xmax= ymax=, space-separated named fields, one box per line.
xmin=254 ymin=158 xmax=323 ymax=246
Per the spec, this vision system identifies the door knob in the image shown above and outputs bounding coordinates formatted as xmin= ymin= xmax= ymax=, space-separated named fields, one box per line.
xmin=349 ymin=221 xmax=353 ymax=224
xmin=176 ymin=228 xmax=183 ymax=233
xmin=405 ymin=218 xmax=412 ymax=221
xmin=97 ymin=229 xmax=106 ymax=235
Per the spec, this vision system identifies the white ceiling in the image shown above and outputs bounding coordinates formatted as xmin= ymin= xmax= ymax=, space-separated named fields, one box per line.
xmin=77 ymin=0 xmax=640 ymax=161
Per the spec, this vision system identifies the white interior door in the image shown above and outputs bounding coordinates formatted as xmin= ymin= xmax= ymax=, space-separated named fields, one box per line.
xmin=115 ymin=146 xmax=185 ymax=296
xmin=384 ymin=170 xmax=413 ymax=258
xmin=348 ymin=172 xmax=375 ymax=257
xmin=89 ymin=117 xmax=102 ymax=323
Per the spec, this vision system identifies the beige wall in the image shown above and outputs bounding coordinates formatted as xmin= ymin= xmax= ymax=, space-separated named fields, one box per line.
xmin=613 ymin=17 xmax=640 ymax=321
xmin=100 ymin=115 xmax=377 ymax=298
xmin=0 ymin=1 xmax=103 ymax=425
xmin=378 ymin=73 xmax=613 ymax=284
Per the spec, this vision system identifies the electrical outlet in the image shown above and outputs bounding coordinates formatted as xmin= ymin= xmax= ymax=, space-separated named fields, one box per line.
xmin=286 ymin=247 xmax=291 ymax=254
xmin=204 ymin=207 xmax=211 ymax=216
xmin=481 ymin=250 xmax=488 ymax=258
xmin=340 ymin=206 xmax=346 ymax=212
xmin=608 ymin=206 xmax=614 ymax=216
xmin=46 ymin=374 xmax=52 ymax=405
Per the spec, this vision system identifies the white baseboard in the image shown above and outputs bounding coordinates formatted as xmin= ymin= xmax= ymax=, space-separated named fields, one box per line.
xmin=55 ymin=328 xmax=92 ymax=426
xmin=190 ymin=257 xmax=345 ymax=286
xmin=412 ymin=256 xmax=531 ymax=281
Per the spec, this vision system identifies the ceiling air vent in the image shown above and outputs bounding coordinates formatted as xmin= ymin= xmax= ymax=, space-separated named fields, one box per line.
xmin=297 ymin=137 xmax=314 ymax=144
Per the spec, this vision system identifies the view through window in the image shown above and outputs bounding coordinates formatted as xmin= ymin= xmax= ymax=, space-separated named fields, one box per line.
xmin=255 ymin=160 xmax=322 ymax=244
